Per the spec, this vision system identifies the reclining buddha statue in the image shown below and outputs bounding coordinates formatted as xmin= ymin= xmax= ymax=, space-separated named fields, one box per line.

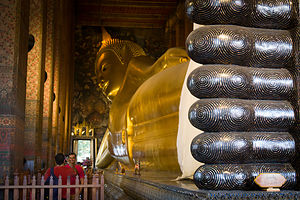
xmin=95 ymin=36 xmax=193 ymax=177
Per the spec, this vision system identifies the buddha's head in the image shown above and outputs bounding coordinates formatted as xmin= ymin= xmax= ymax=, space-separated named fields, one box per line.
xmin=95 ymin=39 xmax=146 ymax=101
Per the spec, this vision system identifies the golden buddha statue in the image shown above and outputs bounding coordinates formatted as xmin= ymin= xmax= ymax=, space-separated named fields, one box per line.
xmin=95 ymin=37 xmax=191 ymax=176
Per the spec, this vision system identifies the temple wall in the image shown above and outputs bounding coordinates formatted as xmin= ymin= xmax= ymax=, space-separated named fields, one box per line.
xmin=0 ymin=0 xmax=73 ymax=176
xmin=0 ymin=0 xmax=29 ymax=176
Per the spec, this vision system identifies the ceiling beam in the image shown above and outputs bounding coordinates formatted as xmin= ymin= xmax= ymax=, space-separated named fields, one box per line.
xmin=75 ymin=0 xmax=178 ymax=28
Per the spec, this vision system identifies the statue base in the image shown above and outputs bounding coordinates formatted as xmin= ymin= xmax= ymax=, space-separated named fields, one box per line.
xmin=103 ymin=169 xmax=300 ymax=199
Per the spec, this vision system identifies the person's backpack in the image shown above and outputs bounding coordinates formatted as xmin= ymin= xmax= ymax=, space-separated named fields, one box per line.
xmin=44 ymin=167 xmax=59 ymax=200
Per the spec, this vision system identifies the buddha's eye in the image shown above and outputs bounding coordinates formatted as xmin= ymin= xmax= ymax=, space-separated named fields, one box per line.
xmin=102 ymin=64 xmax=108 ymax=72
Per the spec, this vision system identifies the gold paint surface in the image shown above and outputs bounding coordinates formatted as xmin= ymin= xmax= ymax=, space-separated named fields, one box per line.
xmin=128 ymin=63 xmax=188 ymax=171
xmin=95 ymin=40 xmax=189 ymax=172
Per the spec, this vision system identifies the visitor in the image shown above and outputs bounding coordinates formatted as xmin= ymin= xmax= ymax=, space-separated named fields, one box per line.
xmin=66 ymin=153 xmax=85 ymax=198
xmin=134 ymin=160 xmax=140 ymax=175
xmin=44 ymin=153 xmax=76 ymax=200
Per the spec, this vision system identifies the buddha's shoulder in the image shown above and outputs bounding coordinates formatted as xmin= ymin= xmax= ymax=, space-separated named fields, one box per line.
xmin=163 ymin=47 xmax=188 ymax=58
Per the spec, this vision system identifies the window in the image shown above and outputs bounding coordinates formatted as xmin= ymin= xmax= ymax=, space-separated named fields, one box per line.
xmin=77 ymin=140 xmax=91 ymax=163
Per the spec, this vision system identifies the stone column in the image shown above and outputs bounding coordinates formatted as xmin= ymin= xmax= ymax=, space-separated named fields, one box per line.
xmin=58 ymin=54 xmax=66 ymax=153
xmin=43 ymin=0 xmax=55 ymax=167
xmin=24 ymin=0 xmax=47 ymax=172
xmin=52 ymin=0 xmax=61 ymax=156
xmin=56 ymin=0 xmax=66 ymax=154
xmin=51 ymin=0 xmax=74 ymax=155
xmin=55 ymin=0 xmax=74 ymax=154
xmin=0 ymin=0 xmax=29 ymax=177
xmin=63 ymin=0 xmax=74 ymax=154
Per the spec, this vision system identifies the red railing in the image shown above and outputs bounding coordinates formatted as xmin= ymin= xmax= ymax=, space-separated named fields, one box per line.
xmin=0 ymin=173 xmax=104 ymax=200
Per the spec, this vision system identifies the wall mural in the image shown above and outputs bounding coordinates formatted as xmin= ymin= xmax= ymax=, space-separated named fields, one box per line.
xmin=73 ymin=26 xmax=108 ymax=137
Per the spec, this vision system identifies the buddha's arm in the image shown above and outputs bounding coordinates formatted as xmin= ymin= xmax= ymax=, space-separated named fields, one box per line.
xmin=126 ymin=62 xmax=189 ymax=172
xmin=95 ymin=129 xmax=114 ymax=168
xmin=151 ymin=48 xmax=189 ymax=73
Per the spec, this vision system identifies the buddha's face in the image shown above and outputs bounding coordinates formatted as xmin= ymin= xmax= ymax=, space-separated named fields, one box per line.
xmin=96 ymin=50 xmax=127 ymax=100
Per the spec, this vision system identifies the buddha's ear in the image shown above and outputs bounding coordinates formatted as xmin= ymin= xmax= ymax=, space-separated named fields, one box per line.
xmin=102 ymin=27 xmax=111 ymax=42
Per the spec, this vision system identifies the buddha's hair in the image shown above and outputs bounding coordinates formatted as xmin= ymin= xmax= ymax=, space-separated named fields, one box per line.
xmin=97 ymin=39 xmax=146 ymax=64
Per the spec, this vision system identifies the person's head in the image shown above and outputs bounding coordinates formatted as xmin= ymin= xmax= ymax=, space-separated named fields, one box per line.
xmin=95 ymin=39 xmax=146 ymax=100
xmin=55 ymin=153 xmax=65 ymax=165
xmin=68 ymin=152 xmax=77 ymax=165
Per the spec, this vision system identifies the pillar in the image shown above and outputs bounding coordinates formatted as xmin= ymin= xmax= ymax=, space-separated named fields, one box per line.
xmin=52 ymin=0 xmax=61 ymax=156
xmin=43 ymin=0 xmax=55 ymax=167
xmin=24 ymin=0 xmax=47 ymax=172
xmin=52 ymin=0 xmax=74 ymax=155
xmin=0 ymin=0 xmax=30 ymax=177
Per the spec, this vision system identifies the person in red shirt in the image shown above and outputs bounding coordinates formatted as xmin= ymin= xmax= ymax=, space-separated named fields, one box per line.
xmin=66 ymin=153 xmax=85 ymax=197
xmin=44 ymin=153 xmax=76 ymax=200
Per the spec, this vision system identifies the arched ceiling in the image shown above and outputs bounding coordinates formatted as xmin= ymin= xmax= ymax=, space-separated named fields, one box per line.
xmin=75 ymin=0 xmax=178 ymax=28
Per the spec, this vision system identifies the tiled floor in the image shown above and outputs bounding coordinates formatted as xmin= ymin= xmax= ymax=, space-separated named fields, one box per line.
xmin=103 ymin=169 xmax=300 ymax=199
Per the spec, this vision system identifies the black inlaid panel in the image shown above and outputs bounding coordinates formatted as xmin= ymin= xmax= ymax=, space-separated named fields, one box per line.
xmin=193 ymin=163 xmax=296 ymax=190
xmin=186 ymin=0 xmax=298 ymax=29
xmin=187 ymin=65 xmax=294 ymax=100
xmin=186 ymin=25 xmax=293 ymax=68
xmin=188 ymin=98 xmax=295 ymax=132
xmin=191 ymin=132 xmax=295 ymax=164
